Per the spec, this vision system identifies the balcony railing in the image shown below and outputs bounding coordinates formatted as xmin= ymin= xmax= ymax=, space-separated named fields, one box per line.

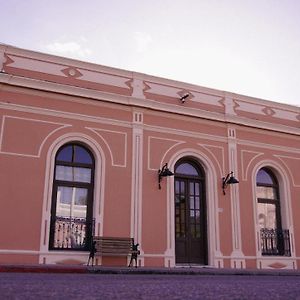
xmin=52 ymin=216 xmax=95 ymax=250
xmin=260 ymin=228 xmax=291 ymax=256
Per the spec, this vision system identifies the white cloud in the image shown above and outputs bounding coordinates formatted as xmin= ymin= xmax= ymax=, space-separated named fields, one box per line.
xmin=41 ymin=40 xmax=92 ymax=60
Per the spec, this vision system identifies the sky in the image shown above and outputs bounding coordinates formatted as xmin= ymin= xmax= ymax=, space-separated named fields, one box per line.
xmin=1 ymin=0 xmax=300 ymax=107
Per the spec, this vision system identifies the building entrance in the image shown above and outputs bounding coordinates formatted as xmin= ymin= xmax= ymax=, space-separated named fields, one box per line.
xmin=174 ymin=159 xmax=207 ymax=264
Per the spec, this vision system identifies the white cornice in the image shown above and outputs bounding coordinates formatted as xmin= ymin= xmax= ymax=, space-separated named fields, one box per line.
xmin=0 ymin=73 xmax=299 ymax=136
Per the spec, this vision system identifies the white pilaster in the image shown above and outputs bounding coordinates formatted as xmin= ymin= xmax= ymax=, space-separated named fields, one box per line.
xmin=131 ymin=111 xmax=144 ymax=266
xmin=227 ymin=127 xmax=245 ymax=268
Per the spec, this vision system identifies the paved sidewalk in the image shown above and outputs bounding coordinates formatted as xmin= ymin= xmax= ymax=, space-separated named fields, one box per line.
xmin=0 ymin=264 xmax=299 ymax=276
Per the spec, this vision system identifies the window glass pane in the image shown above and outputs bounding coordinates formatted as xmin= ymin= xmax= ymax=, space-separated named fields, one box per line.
xmin=190 ymin=196 xmax=194 ymax=209
xmin=256 ymin=186 xmax=275 ymax=199
xmin=74 ymin=146 xmax=92 ymax=164
xmin=73 ymin=188 xmax=88 ymax=219
xmin=175 ymin=181 xmax=180 ymax=194
xmin=75 ymin=188 xmax=88 ymax=206
xmin=56 ymin=186 xmax=87 ymax=219
xmin=176 ymin=163 xmax=199 ymax=176
xmin=56 ymin=145 xmax=72 ymax=162
xmin=257 ymin=169 xmax=274 ymax=185
xmin=190 ymin=182 xmax=195 ymax=195
xmin=55 ymin=166 xmax=91 ymax=183
xmin=257 ymin=203 xmax=276 ymax=229
xmin=180 ymin=181 xmax=185 ymax=193
xmin=195 ymin=183 xmax=200 ymax=196
xmin=74 ymin=168 xmax=91 ymax=183
xmin=195 ymin=196 xmax=200 ymax=209
xmin=57 ymin=186 xmax=73 ymax=205
xmin=56 ymin=166 xmax=73 ymax=182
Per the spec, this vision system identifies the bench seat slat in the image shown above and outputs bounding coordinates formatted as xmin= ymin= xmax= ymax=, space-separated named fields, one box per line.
xmin=93 ymin=236 xmax=134 ymax=256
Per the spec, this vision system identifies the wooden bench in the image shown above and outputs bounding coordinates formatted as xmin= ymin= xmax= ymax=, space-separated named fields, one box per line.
xmin=87 ymin=236 xmax=140 ymax=267
xmin=93 ymin=236 xmax=135 ymax=256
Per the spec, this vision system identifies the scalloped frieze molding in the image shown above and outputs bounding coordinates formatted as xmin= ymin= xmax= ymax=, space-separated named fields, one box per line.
xmin=4 ymin=53 xmax=132 ymax=89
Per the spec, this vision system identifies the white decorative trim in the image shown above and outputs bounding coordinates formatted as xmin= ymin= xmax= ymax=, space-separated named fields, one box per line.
xmin=131 ymin=78 xmax=146 ymax=99
xmin=5 ymin=54 xmax=131 ymax=89
xmin=274 ymin=155 xmax=300 ymax=187
xmin=227 ymin=127 xmax=245 ymax=263
xmin=0 ymin=115 xmax=71 ymax=157
xmin=73 ymin=68 xmax=131 ymax=89
xmin=237 ymin=138 xmax=300 ymax=154
xmin=145 ymin=124 xmax=226 ymax=143
xmin=6 ymin=54 xmax=65 ymax=75
xmin=241 ymin=150 xmax=264 ymax=181
xmin=130 ymin=119 xmax=144 ymax=266
xmin=257 ymin=258 xmax=297 ymax=270
xmin=190 ymin=91 xmax=223 ymax=107
xmin=144 ymin=81 xmax=180 ymax=98
xmin=39 ymin=133 xmax=105 ymax=263
xmin=0 ymin=249 xmax=40 ymax=255
xmin=1 ymin=73 xmax=298 ymax=135
xmin=0 ymin=101 xmax=132 ymax=129
xmin=147 ymin=136 xmax=185 ymax=171
xmin=235 ymin=99 xmax=299 ymax=122
xmin=199 ymin=144 xmax=225 ymax=177
xmin=86 ymin=127 xmax=127 ymax=167
xmin=0 ymin=74 xmax=300 ymax=135
xmin=224 ymin=96 xmax=237 ymax=116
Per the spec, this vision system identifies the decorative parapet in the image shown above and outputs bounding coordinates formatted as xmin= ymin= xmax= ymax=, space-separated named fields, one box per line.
xmin=0 ymin=44 xmax=299 ymax=135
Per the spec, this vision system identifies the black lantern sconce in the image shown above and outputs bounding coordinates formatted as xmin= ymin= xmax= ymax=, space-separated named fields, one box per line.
xmin=158 ymin=163 xmax=174 ymax=189
xmin=180 ymin=93 xmax=190 ymax=103
xmin=222 ymin=171 xmax=239 ymax=195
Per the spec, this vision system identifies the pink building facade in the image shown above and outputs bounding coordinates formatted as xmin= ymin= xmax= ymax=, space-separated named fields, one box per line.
xmin=0 ymin=44 xmax=299 ymax=269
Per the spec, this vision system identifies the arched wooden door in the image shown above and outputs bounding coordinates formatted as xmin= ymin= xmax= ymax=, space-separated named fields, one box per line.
xmin=174 ymin=159 xmax=207 ymax=264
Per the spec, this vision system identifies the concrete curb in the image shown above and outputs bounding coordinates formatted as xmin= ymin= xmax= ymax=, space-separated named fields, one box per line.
xmin=0 ymin=264 xmax=300 ymax=276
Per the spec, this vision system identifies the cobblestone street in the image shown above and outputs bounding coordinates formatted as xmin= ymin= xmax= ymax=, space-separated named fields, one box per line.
xmin=0 ymin=273 xmax=299 ymax=299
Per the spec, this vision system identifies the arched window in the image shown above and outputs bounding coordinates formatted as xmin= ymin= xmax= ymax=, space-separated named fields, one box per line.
xmin=256 ymin=167 xmax=290 ymax=256
xmin=49 ymin=143 xmax=95 ymax=251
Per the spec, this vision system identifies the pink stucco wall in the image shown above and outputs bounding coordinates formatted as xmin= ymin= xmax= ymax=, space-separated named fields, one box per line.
xmin=0 ymin=44 xmax=299 ymax=269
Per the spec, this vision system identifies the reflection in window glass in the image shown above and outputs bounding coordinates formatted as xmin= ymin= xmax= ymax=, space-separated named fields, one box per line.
xmin=50 ymin=143 xmax=95 ymax=251
xmin=75 ymin=188 xmax=87 ymax=206
xmin=176 ymin=163 xmax=199 ymax=176
xmin=55 ymin=166 xmax=91 ymax=183
xmin=257 ymin=203 xmax=276 ymax=229
xmin=74 ymin=146 xmax=93 ymax=164
xmin=56 ymin=186 xmax=87 ymax=219
xmin=257 ymin=169 xmax=274 ymax=185
xmin=190 ymin=196 xmax=194 ymax=209
xmin=256 ymin=167 xmax=280 ymax=233
xmin=56 ymin=145 xmax=72 ymax=162
xmin=57 ymin=186 xmax=72 ymax=205
xmin=256 ymin=186 xmax=276 ymax=199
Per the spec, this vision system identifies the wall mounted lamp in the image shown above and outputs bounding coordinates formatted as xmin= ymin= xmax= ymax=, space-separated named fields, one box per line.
xmin=158 ymin=163 xmax=174 ymax=189
xmin=180 ymin=93 xmax=189 ymax=103
xmin=222 ymin=171 xmax=239 ymax=195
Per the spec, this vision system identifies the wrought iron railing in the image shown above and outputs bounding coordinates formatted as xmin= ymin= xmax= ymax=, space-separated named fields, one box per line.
xmin=52 ymin=216 xmax=95 ymax=250
xmin=260 ymin=228 xmax=291 ymax=256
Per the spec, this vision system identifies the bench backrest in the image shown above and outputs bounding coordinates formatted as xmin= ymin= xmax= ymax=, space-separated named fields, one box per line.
xmin=93 ymin=236 xmax=133 ymax=255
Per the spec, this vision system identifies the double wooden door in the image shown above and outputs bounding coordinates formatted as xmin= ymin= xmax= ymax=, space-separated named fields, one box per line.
xmin=175 ymin=177 xmax=207 ymax=264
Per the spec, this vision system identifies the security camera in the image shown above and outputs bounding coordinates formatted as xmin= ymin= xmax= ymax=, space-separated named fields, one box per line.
xmin=180 ymin=93 xmax=189 ymax=103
